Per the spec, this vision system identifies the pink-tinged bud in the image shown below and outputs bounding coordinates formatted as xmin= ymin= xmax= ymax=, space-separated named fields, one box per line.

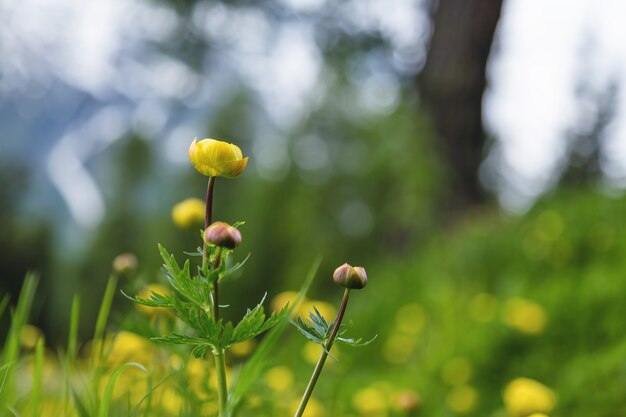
xmin=112 ymin=252 xmax=138 ymax=275
xmin=333 ymin=263 xmax=368 ymax=289
xmin=204 ymin=221 xmax=242 ymax=249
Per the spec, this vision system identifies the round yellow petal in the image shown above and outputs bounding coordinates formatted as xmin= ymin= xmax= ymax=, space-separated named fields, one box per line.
xmin=189 ymin=138 xmax=248 ymax=178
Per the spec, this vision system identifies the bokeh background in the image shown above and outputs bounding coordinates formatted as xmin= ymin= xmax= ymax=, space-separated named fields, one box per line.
xmin=2 ymin=0 xmax=626 ymax=415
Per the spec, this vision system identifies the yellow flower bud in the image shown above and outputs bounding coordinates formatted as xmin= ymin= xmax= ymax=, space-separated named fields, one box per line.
xmin=171 ymin=198 xmax=205 ymax=229
xmin=188 ymin=138 xmax=248 ymax=178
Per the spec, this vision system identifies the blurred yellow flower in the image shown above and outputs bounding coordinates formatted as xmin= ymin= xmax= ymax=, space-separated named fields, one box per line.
xmin=20 ymin=324 xmax=43 ymax=350
xmin=302 ymin=341 xmax=339 ymax=365
xmin=160 ymin=387 xmax=184 ymax=416
xmin=503 ymin=378 xmax=556 ymax=417
xmin=171 ymin=198 xmax=205 ymax=229
xmin=352 ymin=387 xmax=389 ymax=416
xmin=502 ymin=297 xmax=547 ymax=335
xmin=468 ymin=293 xmax=498 ymax=322
xmin=290 ymin=397 xmax=324 ymax=417
xmin=382 ymin=334 xmax=416 ymax=365
xmin=394 ymin=303 xmax=427 ymax=335
xmin=230 ymin=339 xmax=256 ymax=357
xmin=528 ymin=414 xmax=550 ymax=417
xmin=186 ymin=357 xmax=210 ymax=399
xmin=271 ymin=291 xmax=304 ymax=317
xmin=441 ymin=357 xmax=473 ymax=386
xmin=189 ymin=138 xmax=248 ymax=178
xmin=107 ymin=331 xmax=153 ymax=366
xmin=446 ymin=385 xmax=478 ymax=413
xmin=135 ymin=283 xmax=172 ymax=316
xmin=264 ymin=366 xmax=294 ymax=392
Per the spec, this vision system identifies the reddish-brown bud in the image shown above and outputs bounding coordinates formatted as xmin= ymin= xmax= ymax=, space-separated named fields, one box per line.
xmin=204 ymin=221 xmax=242 ymax=249
xmin=333 ymin=263 xmax=367 ymax=289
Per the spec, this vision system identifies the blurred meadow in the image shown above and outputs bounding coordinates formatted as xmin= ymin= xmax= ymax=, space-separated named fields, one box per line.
xmin=2 ymin=0 xmax=626 ymax=416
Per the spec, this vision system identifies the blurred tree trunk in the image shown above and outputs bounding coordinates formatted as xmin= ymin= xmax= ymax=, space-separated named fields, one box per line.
xmin=418 ymin=0 xmax=503 ymax=211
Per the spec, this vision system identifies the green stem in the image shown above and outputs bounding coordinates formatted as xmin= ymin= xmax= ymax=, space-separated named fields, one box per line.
xmin=203 ymin=175 xmax=228 ymax=416
xmin=214 ymin=349 xmax=228 ymax=417
xmin=294 ymin=289 xmax=351 ymax=417
xmin=213 ymin=247 xmax=222 ymax=321
xmin=205 ymin=176 xmax=216 ymax=229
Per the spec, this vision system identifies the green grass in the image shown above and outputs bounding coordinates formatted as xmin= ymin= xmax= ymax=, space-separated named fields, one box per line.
xmin=2 ymin=190 xmax=626 ymax=416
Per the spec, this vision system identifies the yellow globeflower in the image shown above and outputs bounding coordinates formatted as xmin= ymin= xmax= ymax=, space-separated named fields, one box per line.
xmin=503 ymin=377 xmax=556 ymax=417
xmin=502 ymin=297 xmax=547 ymax=335
xmin=107 ymin=331 xmax=153 ymax=366
xmin=352 ymin=386 xmax=389 ymax=416
xmin=264 ymin=366 xmax=294 ymax=392
xmin=189 ymin=138 xmax=248 ymax=178
xmin=171 ymin=198 xmax=205 ymax=229
xmin=230 ymin=339 xmax=256 ymax=357
xmin=271 ymin=291 xmax=306 ymax=317
xmin=160 ymin=387 xmax=184 ymax=416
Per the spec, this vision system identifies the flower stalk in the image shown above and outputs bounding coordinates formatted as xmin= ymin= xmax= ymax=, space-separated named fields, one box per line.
xmin=213 ymin=348 xmax=229 ymax=417
xmin=293 ymin=288 xmax=351 ymax=417
xmin=202 ymin=176 xmax=229 ymax=417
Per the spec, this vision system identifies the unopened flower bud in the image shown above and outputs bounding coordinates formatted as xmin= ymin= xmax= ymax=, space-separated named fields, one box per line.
xmin=204 ymin=221 xmax=242 ymax=249
xmin=112 ymin=253 xmax=138 ymax=275
xmin=189 ymin=138 xmax=248 ymax=178
xmin=394 ymin=390 xmax=422 ymax=413
xmin=333 ymin=263 xmax=367 ymax=289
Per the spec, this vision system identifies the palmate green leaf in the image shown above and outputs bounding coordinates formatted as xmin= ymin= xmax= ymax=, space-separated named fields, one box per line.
xmin=292 ymin=305 xmax=377 ymax=352
xmin=230 ymin=296 xmax=289 ymax=346
xmin=158 ymin=244 xmax=203 ymax=306
xmin=291 ymin=317 xmax=324 ymax=345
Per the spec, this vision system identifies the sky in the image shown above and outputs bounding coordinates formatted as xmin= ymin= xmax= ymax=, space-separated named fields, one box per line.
xmin=485 ymin=0 xmax=626 ymax=211
xmin=1 ymin=0 xmax=626 ymax=225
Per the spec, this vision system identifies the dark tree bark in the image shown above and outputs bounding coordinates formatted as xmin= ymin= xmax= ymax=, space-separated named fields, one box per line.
xmin=418 ymin=0 xmax=503 ymax=210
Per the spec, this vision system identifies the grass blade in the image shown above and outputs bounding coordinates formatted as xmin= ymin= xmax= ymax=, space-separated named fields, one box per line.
xmin=97 ymin=362 xmax=146 ymax=417
xmin=228 ymin=258 xmax=321 ymax=416
xmin=31 ymin=337 xmax=45 ymax=417
xmin=0 ymin=294 xmax=10 ymax=320
xmin=67 ymin=295 xmax=81 ymax=363
xmin=90 ymin=275 xmax=118 ymax=369
xmin=0 ymin=273 xmax=38 ymax=409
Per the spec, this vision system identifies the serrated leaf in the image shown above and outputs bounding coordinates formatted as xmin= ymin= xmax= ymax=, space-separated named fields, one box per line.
xmin=191 ymin=345 xmax=211 ymax=358
xmin=337 ymin=334 xmax=378 ymax=347
xmin=220 ymin=253 xmax=251 ymax=282
xmin=151 ymin=333 xmax=211 ymax=346
xmin=158 ymin=244 xmax=203 ymax=306
xmin=121 ymin=290 xmax=175 ymax=308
